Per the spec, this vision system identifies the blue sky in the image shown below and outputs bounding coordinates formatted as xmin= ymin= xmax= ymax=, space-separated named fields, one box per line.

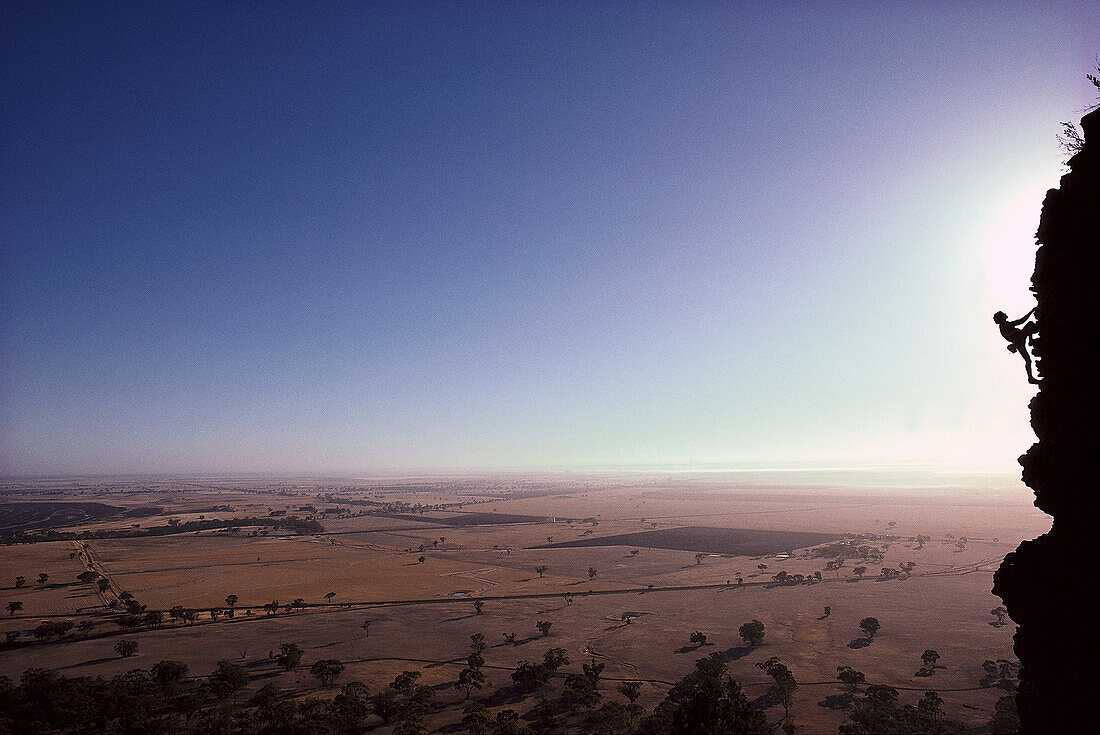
xmin=2 ymin=2 xmax=1097 ymax=475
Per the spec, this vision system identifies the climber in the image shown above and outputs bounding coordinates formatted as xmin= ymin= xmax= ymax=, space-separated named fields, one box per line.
xmin=994 ymin=307 xmax=1040 ymax=384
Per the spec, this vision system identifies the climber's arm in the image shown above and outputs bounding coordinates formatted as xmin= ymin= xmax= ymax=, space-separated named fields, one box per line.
xmin=1008 ymin=307 xmax=1036 ymax=327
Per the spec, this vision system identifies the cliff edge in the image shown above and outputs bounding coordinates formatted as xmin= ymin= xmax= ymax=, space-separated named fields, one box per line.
xmin=992 ymin=106 xmax=1100 ymax=733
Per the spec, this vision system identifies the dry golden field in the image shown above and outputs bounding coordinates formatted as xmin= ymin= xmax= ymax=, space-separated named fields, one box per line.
xmin=0 ymin=472 xmax=1046 ymax=732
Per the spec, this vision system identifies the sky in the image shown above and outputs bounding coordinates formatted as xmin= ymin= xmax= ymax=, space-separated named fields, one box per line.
xmin=2 ymin=2 xmax=1098 ymax=477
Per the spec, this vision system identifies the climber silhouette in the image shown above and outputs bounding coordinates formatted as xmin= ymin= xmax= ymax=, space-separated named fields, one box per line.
xmin=994 ymin=307 xmax=1040 ymax=384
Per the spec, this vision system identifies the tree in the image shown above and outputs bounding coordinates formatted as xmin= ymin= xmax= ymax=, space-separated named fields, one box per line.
xmin=852 ymin=566 xmax=867 ymax=579
xmin=859 ymin=617 xmax=881 ymax=639
xmin=739 ymin=619 xmax=765 ymax=647
xmin=208 ymin=659 xmax=248 ymax=698
xmin=461 ymin=701 xmax=494 ymax=734
xmin=6 ymin=601 xmax=22 ymax=615
xmin=535 ymin=565 xmax=548 ymax=578
xmin=562 ymin=670 xmax=602 ymax=711
xmin=474 ymin=600 xmax=484 ymax=615
xmin=324 ymin=591 xmax=336 ymax=602
xmin=690 ymin=631 xmax=708 ymax=647
xmin=695 ymin=553 xmax=705 ymax=565
xmin=372 ymin=689 xmax=401 ymax=723
xmin=418 ymin=556 xmax=425 ymax=564
xmin=638 ymin=651 xmax=771 ymax=734
xmin=115 ymin=639 xmax=139 ymax=658
xmin=841 ymin=683 xmax=966 ymax=734
xmin=536 ymin=620 xmax=553 ymax=636
xmin=361 ymin=619 xmax=372 ymax=637
xmin=917 ymin=690 xmax=944 ymax=719
xmin=76 ymin=571 xmax=99 ymax=583
xmin=503 ymin=631 xmax=518 ymax=644
xmin=15 ymin=576 xmax=25 ymax=588
xmin=151 ymin=660 xmax=189 ymax=692
xmin=390 ymin=670 xmax=421 ymax=695
xmin=456 ymin=666 xmax=486 ymax=699
xmin=619 ymin=680 xmax=642 ymax=704
xmin=588 ymin=567 xmax=598 ymax=580
xmin=543 ymin=647 xmax=569 ymax=672
xmin=76 ymin=619 xmax=95 ymax=636
xmin=225 ymin=594 xmax=238 ymax=608
xmin=757 ymin=656 xmax=798 ymax=723
xmin=38 ymin=573 xmax=49 ymax=585
xmin=311 ymin=658 xmax=345 ymax=686
xmin=837 ymin=665 xmax=866 ymax=693
xmin=922 ymin=649 xmax=940 ymax=668
xmin=276 ymin=642 xmax=303 ymax=671
xmin=990 ymin=606 xmax=1008 ymax=627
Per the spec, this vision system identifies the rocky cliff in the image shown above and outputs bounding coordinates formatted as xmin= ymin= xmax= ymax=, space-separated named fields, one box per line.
xmin=992 ymin=106 xmax=1100 ymax=733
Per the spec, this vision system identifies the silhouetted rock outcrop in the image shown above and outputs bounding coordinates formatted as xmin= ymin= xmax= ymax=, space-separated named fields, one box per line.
xmin=992 ymin=107 xmax=1100 ymax=733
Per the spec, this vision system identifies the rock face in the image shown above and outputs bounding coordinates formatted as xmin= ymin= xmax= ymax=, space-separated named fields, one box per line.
xmin=992 ymin=107 xmax=1100 ymax=733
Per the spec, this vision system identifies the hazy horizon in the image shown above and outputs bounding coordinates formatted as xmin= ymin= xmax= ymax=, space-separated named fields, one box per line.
xmin=3 ymin=2 xmax=1098 ymax=476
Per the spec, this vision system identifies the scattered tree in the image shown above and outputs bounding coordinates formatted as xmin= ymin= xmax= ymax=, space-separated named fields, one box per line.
xmin=389 ymin=670 xmax=421 ymax=695
xmin=461 ymin=701 xmax=494 ymax=734
xmin=690 ymin=631 xmax=708 ymax=647
xmin=6 ymin=601 xmax=22 ymax=615
xmin=852 ymin=566 xmax=867 ymax=579
xmin=150 ymin=660 xmax=189 ymax=692
xmin=922 ymin=649 xmax=940 ymax=669
xmin=637 ymin=651 xmax=770 ymax=734
xmin=311 ymin=658 xmax=345 ymax=686
xmin=38 ymin=573 xmax=49 ymax=585
xmin=14 ymin=576 xmax=25 ymax=588
xmin=837 ymin=665 xmax=866 ymax=693
xmin=990 ymin=606 xmax=1008 ymax=627
xmin=535 ymin=565 xmax=548 ymax=578
xmin=859 ymin=617 xmax=881 ymax=639
xmin=324 ymin=591 xmax=336 ymax=602
xmin=587 ymin=567 xmax=598 ymax=580
xmin=474 ymin=600 xmax=484 ymax=615
xmin=739 ymin=619 xmax=766 ymax=647
xmin=456 ymin=666 xmax=486 ymax=699
xmin=536 ymin=620 xmax=553 ymax=637
xmin=757 ymin=656 xmax=798 ymax=723
xmin=618 ymin=680 xmax=642 ymax=704
xmin=208 ymin=659 xmax=249 ymax=698
xmin=115 ymin=639 xmax=139 ymax=658
xmin=276 ymin=642 xmax=303 ymax=671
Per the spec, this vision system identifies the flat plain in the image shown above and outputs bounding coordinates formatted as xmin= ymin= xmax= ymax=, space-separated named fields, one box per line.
xmin=0 ymin=471 xmax=1045 ymax=732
